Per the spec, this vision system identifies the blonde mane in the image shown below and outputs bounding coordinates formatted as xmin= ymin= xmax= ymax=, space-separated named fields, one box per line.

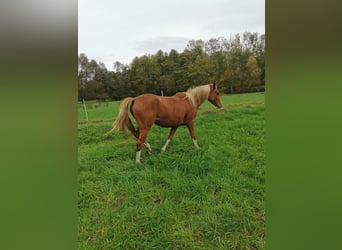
xmin=185 ymin=84 xmax=210 ymax=107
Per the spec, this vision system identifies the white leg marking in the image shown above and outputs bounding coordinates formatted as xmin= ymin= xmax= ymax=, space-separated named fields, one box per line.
xmin=144 ymin=142 xmax=152 ymax=155
xmin=136 ymin=150 xmax=141 ymax=163
xmin=161 ymin=139 xmax=171 ymax=151
xmin=193 ymin=139 xmax=200 ymax=148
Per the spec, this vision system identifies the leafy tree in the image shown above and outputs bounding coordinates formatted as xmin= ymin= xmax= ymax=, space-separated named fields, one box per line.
xmin=78 ymin=32 xmax=265 ymax=100
xmin=129 ymin=55 xmax=162 ymax=95
xmin=113 ymin=61 xmax=128 ymax=73
xmin=245 ymin=55 xmax=261 ymax=92
xmin=78 ymin=55 xmax=109 ymax=100
xmin=81 ymin=80 xmax=106 ymax=100
xmin=189 ymin=54 xmax=213 ymax=85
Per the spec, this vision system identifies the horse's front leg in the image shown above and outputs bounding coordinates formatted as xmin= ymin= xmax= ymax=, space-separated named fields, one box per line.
xmin=161 ymin=126 xmax=178 ymax=152
xmin=186 ymin=120 xmax=200 ymax=148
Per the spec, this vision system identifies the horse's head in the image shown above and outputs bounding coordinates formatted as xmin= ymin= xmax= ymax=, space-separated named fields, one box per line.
xmin=208 ymin=82 xmax=222 ymax=108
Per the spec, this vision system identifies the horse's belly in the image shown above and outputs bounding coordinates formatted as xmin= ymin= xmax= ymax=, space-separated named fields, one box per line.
xmin=154 ymin=117 xmax=184 ymax=127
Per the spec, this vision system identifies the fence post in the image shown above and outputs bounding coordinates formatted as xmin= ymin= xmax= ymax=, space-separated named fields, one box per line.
xmin=82 ymin=99 xmax=89 ymax=121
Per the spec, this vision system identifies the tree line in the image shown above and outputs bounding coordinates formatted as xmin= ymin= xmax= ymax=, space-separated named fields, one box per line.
xmin=78 ymin=32 xmax=265 ymax=101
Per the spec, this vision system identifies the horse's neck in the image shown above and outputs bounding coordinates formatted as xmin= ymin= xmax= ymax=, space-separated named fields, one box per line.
xmin=196 ymin=98 xmax=206 ymax=107
xmin=186 ymin=85 xmax=210 ymax=107
xmin=192 ymin=95 xmax=207 ymax=108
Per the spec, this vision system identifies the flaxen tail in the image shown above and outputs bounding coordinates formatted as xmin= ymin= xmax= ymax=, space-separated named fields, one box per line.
xmin=108 ymin=97 xmax=136 ymax=136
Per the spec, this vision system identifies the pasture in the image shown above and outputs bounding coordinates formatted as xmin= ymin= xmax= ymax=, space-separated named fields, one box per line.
xmin=78 ymin=92 xmax=265 ymax=249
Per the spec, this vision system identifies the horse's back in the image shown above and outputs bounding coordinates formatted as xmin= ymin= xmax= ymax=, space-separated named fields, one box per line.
xmin=133 ymin=94 xmax=160 ymax=108
xmin=133 ymin=93 xmax=185 ymax=108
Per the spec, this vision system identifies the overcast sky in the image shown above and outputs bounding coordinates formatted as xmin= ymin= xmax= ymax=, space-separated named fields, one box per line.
xmin=78 ymin=0 xmax=264 ymax=69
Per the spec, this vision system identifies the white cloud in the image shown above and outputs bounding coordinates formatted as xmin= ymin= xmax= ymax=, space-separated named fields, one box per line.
xmin=135 ymin=36 xmax=190 ymax=53
xmin=78 ymin=0 xmax=264 ymax=68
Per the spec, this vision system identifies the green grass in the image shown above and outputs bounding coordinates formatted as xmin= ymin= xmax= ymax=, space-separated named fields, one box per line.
xmin=78 ymin=92 xmax=265 ymax=249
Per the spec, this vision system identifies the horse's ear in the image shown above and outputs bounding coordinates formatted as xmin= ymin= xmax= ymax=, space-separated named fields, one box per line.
xmin=213 ymin=82 xmax=216 ymax=88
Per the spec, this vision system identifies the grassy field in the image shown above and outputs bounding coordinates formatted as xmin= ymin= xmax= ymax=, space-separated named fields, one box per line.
xmin=78 ymin=92 xmax=265 ymax=249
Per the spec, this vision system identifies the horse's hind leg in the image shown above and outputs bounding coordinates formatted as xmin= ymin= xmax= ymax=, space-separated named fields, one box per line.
xmin=133 ymin=127 xmax=152 ymax=155
xmin=144 ymin=142 xmax=152 ymax=155
xmin=134 ymin=128 xmax=151 ymax=156
xmin=136 ymin=128 xmax=150 ymax=163
xmin=134 ymin=128 xmax=139 ymax=138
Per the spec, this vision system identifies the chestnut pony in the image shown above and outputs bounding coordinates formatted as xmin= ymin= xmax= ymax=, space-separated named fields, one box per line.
xmin=111 ymin=83 xmax=222 ymax=163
